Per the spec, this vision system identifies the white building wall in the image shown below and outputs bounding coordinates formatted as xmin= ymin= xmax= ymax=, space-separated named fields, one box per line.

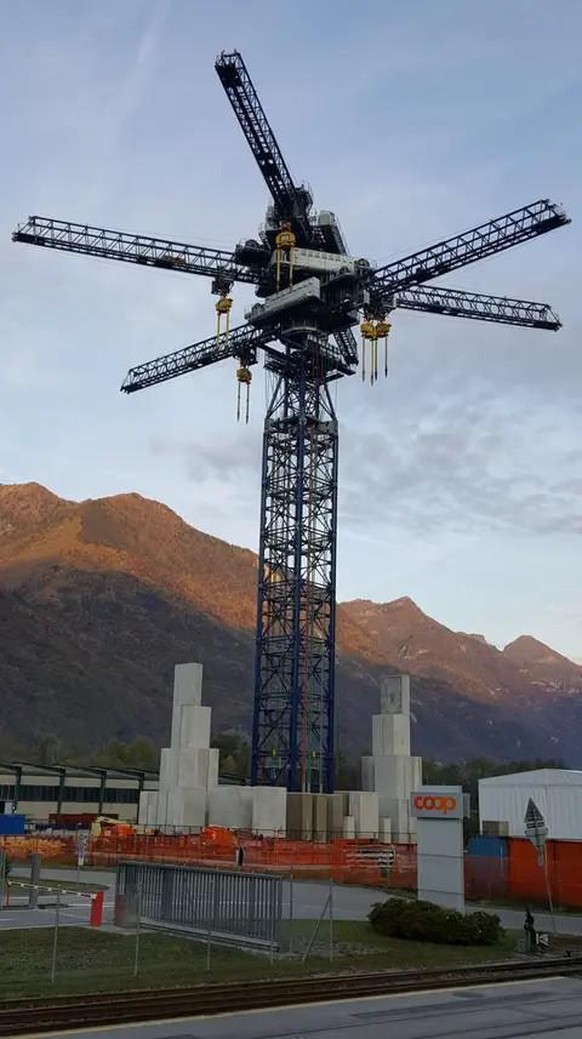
xmin=479 ymin=769 xmax=582 ymax=841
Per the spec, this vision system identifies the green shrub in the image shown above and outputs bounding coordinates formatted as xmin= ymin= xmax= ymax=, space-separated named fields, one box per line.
xmin=368 ymin=897 xmax=502 ymax=946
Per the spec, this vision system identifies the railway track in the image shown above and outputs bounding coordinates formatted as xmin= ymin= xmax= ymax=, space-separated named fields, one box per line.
xmin=1 ymin=956 xmax=581 ymax=1036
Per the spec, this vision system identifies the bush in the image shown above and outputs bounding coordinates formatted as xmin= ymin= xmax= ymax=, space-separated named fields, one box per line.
xmin=368 ymin=897 xmax=502 ymax=946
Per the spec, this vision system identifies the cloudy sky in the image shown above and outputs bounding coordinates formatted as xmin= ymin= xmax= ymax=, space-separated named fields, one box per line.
xmin=1 ymin=1 xmax=580 ymax=658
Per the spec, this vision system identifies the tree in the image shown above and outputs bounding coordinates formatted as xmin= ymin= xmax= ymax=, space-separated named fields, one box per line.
xmin=92 ymin=736 xmax=160 ymax=770
xmin=211 ymin=732 xmax=250 ymax=781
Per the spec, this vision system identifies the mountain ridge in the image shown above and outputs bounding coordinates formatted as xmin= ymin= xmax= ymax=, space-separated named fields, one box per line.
xmin=1 ymin=482 xmax=581 ymax=764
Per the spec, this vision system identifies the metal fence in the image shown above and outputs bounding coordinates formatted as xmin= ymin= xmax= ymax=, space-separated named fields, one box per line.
xmin=115 ymin=860 xmax=284 ymax=950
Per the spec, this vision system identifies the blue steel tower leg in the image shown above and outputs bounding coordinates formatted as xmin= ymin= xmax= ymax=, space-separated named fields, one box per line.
xmin=251 ymin=350 xmax=338 ymax=793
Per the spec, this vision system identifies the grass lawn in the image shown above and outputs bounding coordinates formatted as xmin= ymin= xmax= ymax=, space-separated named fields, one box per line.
xmin=0 ymin=923 xmax=526 ymax=1001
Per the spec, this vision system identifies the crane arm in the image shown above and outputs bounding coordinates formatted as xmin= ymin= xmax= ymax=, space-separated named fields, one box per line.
xmin=12 ymin=216 xmax=259 ymax=284
xmin=121 ymin=324 xmax=272 ymax=393
xmin=395 ymin=285 xmax=561 ymax=330
xmin=370 ymin=199 xmax=570 ymax=302
xmin=215 ymin=51 xmax=312 ymax=241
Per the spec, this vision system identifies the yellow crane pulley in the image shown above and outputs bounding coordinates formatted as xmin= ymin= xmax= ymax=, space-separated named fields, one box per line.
xmin=360 ymin=318 xmax=376 ymax=384
xmin=216 ymin=293 xmax=233 ymax=343
xmin=360 ymin=317 xmax=391 ymax=384
xmin=236 ymin=362 xmax=252 ymax=424
xmin=274 ymin=222 xmax=296 ymax=291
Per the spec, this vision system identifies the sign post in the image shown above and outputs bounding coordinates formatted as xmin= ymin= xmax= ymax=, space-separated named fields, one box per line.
xmin=524 ymin=797 xmax=555 ymax=932
xmin=411 ymin=786 xmax=466 ymax=912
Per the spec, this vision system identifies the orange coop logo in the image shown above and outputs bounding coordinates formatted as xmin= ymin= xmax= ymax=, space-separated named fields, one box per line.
xmin=413 ymin=794 xmax=458 ymax=815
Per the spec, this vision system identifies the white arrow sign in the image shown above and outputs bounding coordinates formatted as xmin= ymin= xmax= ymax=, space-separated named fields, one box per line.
xmin=524 ymin=797 xmax=548 ymax=865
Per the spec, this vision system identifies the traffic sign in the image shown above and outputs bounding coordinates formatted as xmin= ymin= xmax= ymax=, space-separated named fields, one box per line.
xmin=524 ymin=797 xmax=548 ymax=865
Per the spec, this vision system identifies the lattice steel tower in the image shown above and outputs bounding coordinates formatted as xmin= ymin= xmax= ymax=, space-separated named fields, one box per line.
xmin=13 ymin=51 xmax=570 ymax=793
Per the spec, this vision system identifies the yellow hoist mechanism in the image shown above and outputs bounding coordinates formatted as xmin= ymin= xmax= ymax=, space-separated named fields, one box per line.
xmin=215 ymin=291 xmax=233 ymax=343
xmin=236 ymin=361 xmax=252 ymax=423
xmin=274 ymin=222 xmax=296 ymax=290
xmin=360 ymin=316 xmax=391 ymax=384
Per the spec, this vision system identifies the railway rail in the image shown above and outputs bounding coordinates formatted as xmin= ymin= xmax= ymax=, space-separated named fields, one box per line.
xmin=0 ymin=956 xmax=581 ymax=1035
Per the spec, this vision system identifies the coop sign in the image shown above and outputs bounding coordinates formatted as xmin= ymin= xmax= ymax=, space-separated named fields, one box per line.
xmin=411 ymin=789 xmax=464 ymax=820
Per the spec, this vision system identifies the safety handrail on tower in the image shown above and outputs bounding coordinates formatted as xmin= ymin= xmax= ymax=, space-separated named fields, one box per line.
xmin=12 ymin=48 xmax=570 ymax=795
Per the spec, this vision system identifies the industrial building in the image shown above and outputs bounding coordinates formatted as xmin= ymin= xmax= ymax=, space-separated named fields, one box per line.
xmin=479 ymin=768 xmax=582 ymax=841
xmin=473 ymin=768 xmax=582 ymax=908
xmin=0 ymin=762 xmax=155 ymax=824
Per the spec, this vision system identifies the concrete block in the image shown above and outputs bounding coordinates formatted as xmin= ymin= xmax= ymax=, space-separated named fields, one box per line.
xmin=251 ymin=786 xmax=287 ymax=835
xmin=138 ymin=790 xmax=151 ymax=826
xmin=312 ymin=794 xmax=328 ymax=841
xmin=207 ymin=747 xmax=220 ymax=789
xmin=153 ymin=789 xmax=168 ymax=828
xmin=159 ymin=748 xmax=178 ymax=789
xmin=146 ymin=792 xmax=160 ymax=828
xmin=178 ymin=705 xmax=211 ymax=750
xmin=342 ymin=815 xmax=356 ymax=838
xmin=361 ymin=756 xmax=375 ymax=792
xmin=348 ymin=791 xmax=379 ymax=837
xmin=207 ymin=786 xmax=253 ymax=830
xmin=177 ymin=748 xmax=214 ymax=788
xmin=287 ymin=792 xmax=314 ymax=840
xmin=379 ymin=817 xmax=392 ymax=843
xmin=326 ymin=792 xmax=349 ymax=838
xmin=380 ymin=674 xmax=410 ymax=715
xmin=373 ymin=755 xmax=422 ymax=800
xmin=372 ymin=714 xmax=411 ymax=757
xmin=166 ymin=786 xmax=207 ymax=829
xmin=378 ymin=797 xmax=410 ymax=843
xmin=170 ymin=662 xmax=204 ymax=746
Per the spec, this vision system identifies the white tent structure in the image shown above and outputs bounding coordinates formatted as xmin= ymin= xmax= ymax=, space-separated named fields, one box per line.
xmin=479 ymin=769 xmax=582 ymax=841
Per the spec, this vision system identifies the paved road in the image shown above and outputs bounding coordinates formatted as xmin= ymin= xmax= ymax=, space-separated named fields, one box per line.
xmin=1 ymin=866 xmax=116 ymax=930
xmin=8 ymin=866 xmax=582 ymax=936
xmin=38 ymin=977 xmax=582 ymax=1039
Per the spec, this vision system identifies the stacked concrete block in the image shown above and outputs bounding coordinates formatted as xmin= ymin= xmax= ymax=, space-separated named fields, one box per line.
xmin=138 ymin=790 xmax=155 ymax=826
xmin=360 ymin=674 xmax=422 ymax=844
xmin=312 ymin=794 xmax=328 ymax=841
xmin=287 ymin=792 xmax=314 ymax=839
xmin=170 ymin=663 xmax=203 ymax=738
xmin=159 ymin=749 xmax=178 ymax=789
xmin=176 ymin=748 xmax=219 ymax=789
xmin=251 ymin=786 xmax=287 ymax=835
xmin=166 ymin=787 xmax=207 ymax=829
xmin=149 ymin=662 xmax=220 ymax=830
xmin=327 ymin=792 xmax=349 ymax=839
xmin=342 ymin=816 xmax=356 ymax=838
xmin=379 ymin=817 xmax=392 ymax=843
xmin=208 ymin=786 xmax=253 ymax=830
xmin=348 ymin=791 xmax=379 ymax=837
xmin=372 ymin=713 xmax=411 ymax=756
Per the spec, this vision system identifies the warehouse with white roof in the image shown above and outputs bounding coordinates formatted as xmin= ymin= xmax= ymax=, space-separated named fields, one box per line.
xmin=479 ymin=768 xmax=582 ymax=842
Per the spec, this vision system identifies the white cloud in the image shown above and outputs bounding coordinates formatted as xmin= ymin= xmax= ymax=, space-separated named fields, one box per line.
xmin=0 ymin=0 xmax=580 ymax=657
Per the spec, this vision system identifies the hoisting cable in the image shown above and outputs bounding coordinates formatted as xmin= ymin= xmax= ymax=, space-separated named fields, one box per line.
xmin=236 ymin=361 xmax=252 ymax=423
xmin=377 ymin=318 xmax=391 ymax=379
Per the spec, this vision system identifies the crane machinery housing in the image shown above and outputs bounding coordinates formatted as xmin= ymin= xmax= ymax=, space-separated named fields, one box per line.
xmin=13 ymin=50 xmax=570 ymax=795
